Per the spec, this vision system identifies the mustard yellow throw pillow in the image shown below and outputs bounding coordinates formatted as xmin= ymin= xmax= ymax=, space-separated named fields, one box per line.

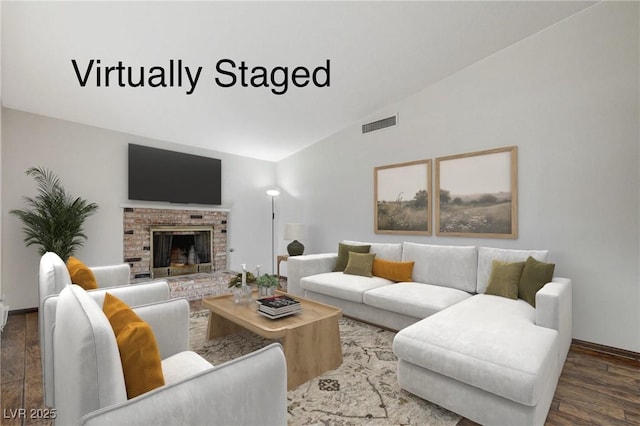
xmin=66 ymin=257 xmax=98 ymax=290
xmin=103 ymin=293 xmax=165 ymax=399
xmin=372 ymin=258 xmax=414 ymax=282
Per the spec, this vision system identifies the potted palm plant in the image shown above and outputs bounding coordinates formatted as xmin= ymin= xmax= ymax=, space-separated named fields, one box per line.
xmin=10 ymin=167 xmax=99 ymax=261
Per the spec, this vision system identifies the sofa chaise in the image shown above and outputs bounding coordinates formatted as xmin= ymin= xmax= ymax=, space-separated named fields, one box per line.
xmin=287 ymin=241 xmax=572 ymax=426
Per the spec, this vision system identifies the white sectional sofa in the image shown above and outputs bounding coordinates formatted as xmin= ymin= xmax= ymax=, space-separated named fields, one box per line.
xmin=287 ymin=241 xmax=572 ymax=426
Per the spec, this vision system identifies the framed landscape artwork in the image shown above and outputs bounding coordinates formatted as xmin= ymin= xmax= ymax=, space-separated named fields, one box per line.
xmin=436 ymin=146 xmax=518 ymax=238
xmin=374 ymin=159 xmax=432 ymax=235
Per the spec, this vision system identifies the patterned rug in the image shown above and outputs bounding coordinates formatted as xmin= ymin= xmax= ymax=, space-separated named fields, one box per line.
xmin=189 ymin=310 xmax=460 ymax=425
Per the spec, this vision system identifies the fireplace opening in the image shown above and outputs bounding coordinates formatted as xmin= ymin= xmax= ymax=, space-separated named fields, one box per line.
xmin=151 ymin=226 xmax=214 ymax=278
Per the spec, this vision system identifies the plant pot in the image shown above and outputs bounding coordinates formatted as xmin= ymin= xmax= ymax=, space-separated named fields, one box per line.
xmin=258 ymin=286 xmax=275 ymax=298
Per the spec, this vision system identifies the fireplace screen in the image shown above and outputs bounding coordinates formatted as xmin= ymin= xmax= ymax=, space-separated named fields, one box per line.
xmin=150 ymin=226 xmax=214 ymax=278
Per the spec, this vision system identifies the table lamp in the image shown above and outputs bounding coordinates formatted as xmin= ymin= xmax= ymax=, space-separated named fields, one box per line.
xmin=284 ymin=223 xmax=305 ymax=256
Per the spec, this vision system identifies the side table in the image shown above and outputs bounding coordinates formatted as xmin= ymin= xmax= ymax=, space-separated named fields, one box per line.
xmin=277 ymin=255 xmax=289 ymax=280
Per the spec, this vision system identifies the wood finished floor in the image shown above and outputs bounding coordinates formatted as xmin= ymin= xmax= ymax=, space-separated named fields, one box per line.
xmin=2 ymin=308 xmax=639 ymax=426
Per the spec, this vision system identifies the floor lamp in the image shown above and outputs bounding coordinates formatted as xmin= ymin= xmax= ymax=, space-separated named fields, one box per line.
xmin=266 ymin=189 xmax=280 ymax=274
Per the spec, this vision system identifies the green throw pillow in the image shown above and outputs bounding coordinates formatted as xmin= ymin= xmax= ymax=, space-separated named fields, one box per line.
xmin=343 ymin=252 xmax=376 ymax=277
xmin=484 ymin=260 xmax=525 ymax=300
xmin=519 ymin=256 xmax=556 ymax=307
xmin=334 ymin=243 xmax=371 ymax=272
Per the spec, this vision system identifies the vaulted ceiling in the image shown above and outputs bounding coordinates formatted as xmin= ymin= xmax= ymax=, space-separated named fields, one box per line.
xmin=2 ymin=1 xmax=594 ymax=161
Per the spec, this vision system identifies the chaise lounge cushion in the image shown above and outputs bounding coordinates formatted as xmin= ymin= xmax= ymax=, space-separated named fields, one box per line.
xmin=300 ymin=272 xmax=392 ymax=303
xmin=393 ymin=294 xmax=558 ymax=406
xmin=363 ymin=283 xmax=472 ymax=319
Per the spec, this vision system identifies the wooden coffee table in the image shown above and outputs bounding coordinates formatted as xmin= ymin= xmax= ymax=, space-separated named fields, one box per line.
xmin=202 ymin=290 xmax=343 ymax=390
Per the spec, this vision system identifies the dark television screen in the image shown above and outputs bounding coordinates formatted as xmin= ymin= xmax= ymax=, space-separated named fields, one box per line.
xmin=128 ymin=144 xmax=222 ymax=205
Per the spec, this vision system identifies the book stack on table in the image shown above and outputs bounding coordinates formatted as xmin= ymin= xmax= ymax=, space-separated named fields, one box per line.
xmin=256 ymin=295 xmax=302 ymax=319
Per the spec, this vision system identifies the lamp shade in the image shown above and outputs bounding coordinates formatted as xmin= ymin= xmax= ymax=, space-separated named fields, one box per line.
xmin=266 ymin=189 xmax=280 ymax=197
xmin=284 ymin=223 xmax=305 ymax=240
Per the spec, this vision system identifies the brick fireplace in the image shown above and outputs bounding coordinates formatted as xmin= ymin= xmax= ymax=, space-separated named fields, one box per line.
xmin=123 ymin=206 xmax=233 ymax=300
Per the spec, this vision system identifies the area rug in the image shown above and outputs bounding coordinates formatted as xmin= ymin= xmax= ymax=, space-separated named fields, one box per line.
xmin=189 ymin=310 xmax=461 ymax=425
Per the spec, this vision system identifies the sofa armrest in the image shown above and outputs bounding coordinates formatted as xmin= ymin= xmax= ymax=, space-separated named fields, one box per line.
xmin=536 ymin=277 xmax=572 ymax=368
xmin=78 ymin=343 xmax=287 ymax=426
xmin=133 ymin=299 xmax=190 ymax=359
xmin=40 ymin=281 xmax=171 ymax=407
xmin=287 ymin=253 xmax=338 ymax=296
xmin=91 ymin=264 xmax=132 ymax=288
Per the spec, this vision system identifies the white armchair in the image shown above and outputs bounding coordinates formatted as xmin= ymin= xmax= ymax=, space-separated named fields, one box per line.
xmin=53 ymin=285 xmax=287 ymax=426
xmin=38 ymin=252 xmax=171 ymax=407
xmin=39 ymin=252 xmax=131 ymax=299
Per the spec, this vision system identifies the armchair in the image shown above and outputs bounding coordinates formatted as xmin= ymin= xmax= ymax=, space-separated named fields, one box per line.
xmin=39 ymin=252 xmax=131 ymax=300
xmin=39 ymin=252 xmax=170 ymax=407
xmin=53 ymin=285 xmax=287 ymax=426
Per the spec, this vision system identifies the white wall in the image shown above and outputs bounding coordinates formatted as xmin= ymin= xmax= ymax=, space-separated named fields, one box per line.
xmin=2 ymin=109 xmax=277 ymax=309
xmin=277 ymin=2 xmax=639 ymax=352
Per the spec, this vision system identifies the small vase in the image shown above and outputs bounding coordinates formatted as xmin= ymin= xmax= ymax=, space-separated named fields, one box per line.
xmin=258 ymin=286 xmax=275 ymax=298
xmin=233 ymin=284 xmax=252 ymax=304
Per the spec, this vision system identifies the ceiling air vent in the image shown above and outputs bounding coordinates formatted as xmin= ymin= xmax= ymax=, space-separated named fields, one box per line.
xmin=362 ymin=114 xmax=398 ymax=134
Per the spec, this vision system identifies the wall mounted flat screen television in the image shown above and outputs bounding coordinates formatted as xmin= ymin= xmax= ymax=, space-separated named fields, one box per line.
xmin=128 ymin=144 xmax=222 ymax=205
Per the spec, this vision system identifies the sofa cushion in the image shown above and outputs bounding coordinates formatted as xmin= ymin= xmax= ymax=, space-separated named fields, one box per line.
xmin=344 ymin=252 xmax=376 ymax=277
xmin=484 ymin=260 xmax=525 ymax=300
xmin=334 ymin=243 xmax=371 ymax=272
xmin=300 ymin=272 xmax=392 ymax=303
xmin=372 ymin=258 xmax=415 ymax=282
xmin=402 ymin=243 xmax=477 ymax=293
xmin=393 ymin=294 xmax=558 ymax=406
xmin=161 ymin=351 xmax=212 ymax=385
xmin=519 ymin=256 xmax=556 ymax=307
xmin=477 ymin=247 xmax=549 ymax=294
xmin=343 ymin=240 xmax=403 ymax=261
xmin=363 ymin=283 xmax=471 ymax=319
